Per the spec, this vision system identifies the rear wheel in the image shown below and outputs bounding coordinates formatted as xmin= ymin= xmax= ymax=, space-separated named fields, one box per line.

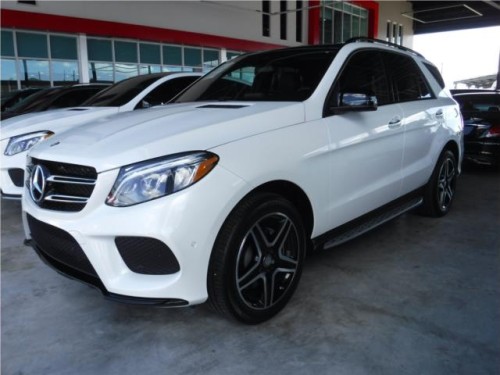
xmin=207 ymin=193 xmax=306 ymax=324
xmin=419 ymin=149 xmax=458 ymax=217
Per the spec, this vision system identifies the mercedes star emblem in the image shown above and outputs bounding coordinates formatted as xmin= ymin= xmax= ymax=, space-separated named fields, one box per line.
xmin=29 ymin=165 xmax=49 ymax=203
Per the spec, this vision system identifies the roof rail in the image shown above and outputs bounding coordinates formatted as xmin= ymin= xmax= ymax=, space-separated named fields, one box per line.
xmin=344 ymin=37 xmax=424 ymax=59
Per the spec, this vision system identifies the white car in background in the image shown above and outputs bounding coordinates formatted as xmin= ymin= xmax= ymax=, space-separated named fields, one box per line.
xmin=1 ymin=72 xmax=201 ymax=198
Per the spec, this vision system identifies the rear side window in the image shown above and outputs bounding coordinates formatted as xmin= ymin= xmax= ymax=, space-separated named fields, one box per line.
xmin=423 ymin=62 xmax=446 ymax=89
xmin=383 ymin=52 xmax=434 ymax=103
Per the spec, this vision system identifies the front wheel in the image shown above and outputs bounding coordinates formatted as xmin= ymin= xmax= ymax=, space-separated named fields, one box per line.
xmin=207 ymin=193 xmax=306 ymax=324
xmin=419 ymin=149 xmax=458 ymax=217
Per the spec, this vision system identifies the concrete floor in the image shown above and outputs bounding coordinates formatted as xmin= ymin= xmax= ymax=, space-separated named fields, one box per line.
xmin=1 ymin=165 xmax=499 ymax=375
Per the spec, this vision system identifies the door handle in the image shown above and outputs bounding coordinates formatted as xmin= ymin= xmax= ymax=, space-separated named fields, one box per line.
xmin=388 ymin=116 xmax=402 ymax=129
xmin=435 ymin=109 xmax=444 ymax=118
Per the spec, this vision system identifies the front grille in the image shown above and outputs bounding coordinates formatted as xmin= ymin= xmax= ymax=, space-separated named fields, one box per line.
xmin=115 ymin=236 xmax=180 ymax=275
xmin=27 ymin=214 xmax=98 ymax=277
xmin=8 ymin=168 xmax=24 ymax=187
xmin=29 ymin=158 xmax=97 ymax=212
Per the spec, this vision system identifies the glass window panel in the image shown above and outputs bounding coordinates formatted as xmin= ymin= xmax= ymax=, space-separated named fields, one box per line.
xmin=19 ymin=59 xmax=50 ymax=88
xmin=89 ymin=62 xmax=114 ymax=83
xmin=139 ymin=64 xmax=162 ymax=74
xmin=333 ymin=2 xmax=342 ymax=10
xmin=352 ymin=16 xmax=360 ymax=38
xmin=343 ymin=12 xmax=352 ymax=41
xmin=115 ymin=41 xmax=138 ymax=63
xmin=1 ymin=30 xmax=15 ymax=57
xmin=17 ymin=32 xmax=48 ymax=58
xmin=50 ymin=35 xmax=77 ymax=60
xmin=360 ymin=16 xmax=368 ymax=37
xmin=1 ymin=59 xmax=18 ymax=92
xmin=184 ymin=48 xmax=201 ymax=67
xmin=87 ymin=39 xmax=112 ymax=62
xmin=52 ymin=61 xmax=79 ymax=85
xmin=140 ymin=44 xmax=161 ymax=64
xmin=115 ymin=63 xmax=138 ymax=81
xmin=163 ymin=46 xmax=182 ymax=66
xmin=227 ymin=52 xmax=241 ymax=60
xmin=323 ymin=6 xmax=333 ymax=44
xmin=333 ymin=10 xmax=342 ymax=43
xmin=163 ymin=65 xmax=183 ymax=72
xmin=203 ymin=49 xmax=220 ymax=69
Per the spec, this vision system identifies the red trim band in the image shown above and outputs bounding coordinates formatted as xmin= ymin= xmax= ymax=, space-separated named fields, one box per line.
xmin=1 ymin=9 xmax=283 ymax=52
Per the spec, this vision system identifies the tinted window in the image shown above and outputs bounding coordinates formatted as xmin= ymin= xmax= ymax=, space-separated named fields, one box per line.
xmin=175 ymin=48 xmax=338 ymax=103
xmin=328 ymin=50 xmax=392 ymax=112
xmin=136 ymin=76 xmax=199 ymax=109
xmin=83 ymin=74 xmax=165 ymax=107
xmin=454 ymin=94 xmax=500 ymax=118
xmin=5 ymin=87 xmax=63 ymax=113
xmin=423 ymin=62 xmax=445 ymax=89
xmin=49 ymin=88 xmax=104 ymax=109
xmin=384 ymin=53 xmax=433 ymax=103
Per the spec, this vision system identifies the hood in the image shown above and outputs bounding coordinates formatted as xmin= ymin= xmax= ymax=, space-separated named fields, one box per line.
xmin=30 ymin=102 xmax=305 ymax=172
xmin=1 ymin=107 xmax=119 ymax=140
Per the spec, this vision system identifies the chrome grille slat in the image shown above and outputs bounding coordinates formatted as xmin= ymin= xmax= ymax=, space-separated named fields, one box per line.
xmin=47 ymin=175 xmax=96 ymax=185
xmin=44 ymin=195 xmax=89 ymax=204
xmin=28 ymin=158 xmax=97 ymax=212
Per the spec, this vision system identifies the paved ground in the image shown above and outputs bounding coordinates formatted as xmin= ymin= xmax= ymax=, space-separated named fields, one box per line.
xmin=1 ymin=165 xmax=499 ymax=375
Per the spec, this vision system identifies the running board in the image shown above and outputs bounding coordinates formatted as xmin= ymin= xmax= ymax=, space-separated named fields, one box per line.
xmin=313 ymin=193 xmax=423 ymax=251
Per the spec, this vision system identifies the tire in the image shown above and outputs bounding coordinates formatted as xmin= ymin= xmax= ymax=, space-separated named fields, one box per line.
xmin=207 ymin=193 xmax=306 ymax=324
xmin=419 ymin=149 xmax=458 ymax=217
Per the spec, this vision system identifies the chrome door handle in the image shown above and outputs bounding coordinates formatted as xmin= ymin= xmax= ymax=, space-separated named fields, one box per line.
xmin=388 ymin=116 xmax=402 ymax=128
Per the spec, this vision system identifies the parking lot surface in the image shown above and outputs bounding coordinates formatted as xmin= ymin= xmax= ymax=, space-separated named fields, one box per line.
xmin=1 ymin=166 xmax=499 ymax=375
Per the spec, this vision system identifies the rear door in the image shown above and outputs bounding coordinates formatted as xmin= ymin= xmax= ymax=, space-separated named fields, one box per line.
xmin=383 ymin=52 xmax=443 ymax=194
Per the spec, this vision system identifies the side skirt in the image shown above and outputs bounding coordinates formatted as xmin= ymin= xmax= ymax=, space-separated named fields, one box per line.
xmin=312 ymin=188 xmax=424 ymax=251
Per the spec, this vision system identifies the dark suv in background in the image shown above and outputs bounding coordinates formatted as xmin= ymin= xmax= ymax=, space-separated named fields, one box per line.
xmin=453 ymin=91 xmax=500 ymax=168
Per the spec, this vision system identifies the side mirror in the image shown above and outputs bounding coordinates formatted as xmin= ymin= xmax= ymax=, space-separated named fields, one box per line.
xmin=333 ymin=92 xmax=378 ymax=114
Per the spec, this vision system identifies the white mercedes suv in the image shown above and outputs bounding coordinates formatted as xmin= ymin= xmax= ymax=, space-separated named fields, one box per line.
xmin=23 ymin=39 xmax=463 ymax=324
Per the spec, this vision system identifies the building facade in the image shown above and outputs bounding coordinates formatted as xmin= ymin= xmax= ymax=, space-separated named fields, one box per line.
xmin=1 ymin=0 xmax=413 ymax=92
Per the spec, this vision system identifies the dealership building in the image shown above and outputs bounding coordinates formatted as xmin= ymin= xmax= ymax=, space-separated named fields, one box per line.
xmin=1 ymin=1 xmax=416 ymax=91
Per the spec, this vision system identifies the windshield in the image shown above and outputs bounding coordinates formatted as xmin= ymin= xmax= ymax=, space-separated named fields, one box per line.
xmin=174 ymin=48 xmax=338 ymax=103
xmin=82 ymin=74 xmax=166 ymax=107
xmin=5 ymin=88 xmax=62 ymax=113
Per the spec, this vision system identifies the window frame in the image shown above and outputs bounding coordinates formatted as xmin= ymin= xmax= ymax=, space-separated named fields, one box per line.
xmin=323 ymin=48 xmax=393 ymax=117
xmin=324 ymin=48 xmax=437 ymax=117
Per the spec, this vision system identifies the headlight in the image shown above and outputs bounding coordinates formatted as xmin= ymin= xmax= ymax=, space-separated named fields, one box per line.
xmin=4 ymin=131 xmax=54 ymax=156
xmin=106 ymin=151 xmax=219 ymax=207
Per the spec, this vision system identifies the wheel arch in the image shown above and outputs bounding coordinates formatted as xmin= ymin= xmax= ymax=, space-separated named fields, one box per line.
xmin=443 ymin=140 xmax=461 ymax=173
xmin=242 ymin=180 xmax=315 ymax=241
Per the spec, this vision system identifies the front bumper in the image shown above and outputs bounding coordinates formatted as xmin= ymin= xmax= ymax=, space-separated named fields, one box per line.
xmin=22 ymin=164 xmax=248 ymax=305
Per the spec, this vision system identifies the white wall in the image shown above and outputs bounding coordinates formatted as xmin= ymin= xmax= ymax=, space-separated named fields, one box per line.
xmin=377 ymin=1 xmax=414 ymax=47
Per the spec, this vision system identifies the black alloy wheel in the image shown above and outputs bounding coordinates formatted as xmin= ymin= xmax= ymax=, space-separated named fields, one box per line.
xmin=420 ymin=149 xmax=458 ymax=217
xmin=208 ymin=193 xmax=306 ymax=324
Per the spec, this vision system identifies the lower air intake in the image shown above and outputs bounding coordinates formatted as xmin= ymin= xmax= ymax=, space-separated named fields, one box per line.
xmin=115 ymin=237 xmax=180 ymax=275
